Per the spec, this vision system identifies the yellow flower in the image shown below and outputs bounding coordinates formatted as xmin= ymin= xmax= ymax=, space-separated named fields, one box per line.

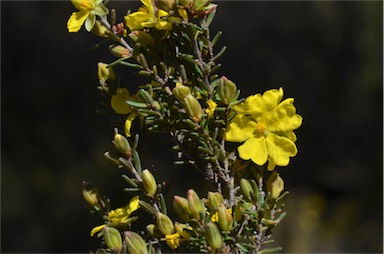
xmin=124 ymin=113 xmax=137 ymax=138
xmin=124 ymin=0 xmax=185 ymax=31
xmin=67 ymin=0 xmax=108 ymax=33
xmin=205 ymin=99 xmax=217 ymax=118
xmin=165 ymin=233 xmax=180 ymax=249
xmin=111 ymin=88 xmax=132 ymax=115
xmin=90 ymin=196 xmax=140 ymax=236
xmin=225 ymin=88 xmax=302 ymax=170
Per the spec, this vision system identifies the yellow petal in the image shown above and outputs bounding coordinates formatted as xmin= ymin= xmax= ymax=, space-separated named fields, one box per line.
xmin=266 ymin=134 xmax=297 ymax=167
xmin=67 ymin=10 xmax=89 ymax=33
xmin=178 ymin=9 xmax=188 ymax=20
xmin=225 ymin=114 xmax=257 ymax=142
xmin=262 ymin=87 xmax=284 ymax=111
xmin=90 ymin=224 xmax=106 ymax=237
xmin=127 ymin=196 xmax=140 ymax=213
xmin=234 ymin=94 xmax=264 ymax=116
xmin=238 ymin=137 xmax=268 ymax=166
xmin=124 ymin=113 xmax=137 ymax=137
xmin=111 ymin=88 xmax=131 ymax=114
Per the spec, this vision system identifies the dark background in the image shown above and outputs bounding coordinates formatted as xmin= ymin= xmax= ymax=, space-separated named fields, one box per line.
xmin=1 ymin=1 xmax=383 ymax=253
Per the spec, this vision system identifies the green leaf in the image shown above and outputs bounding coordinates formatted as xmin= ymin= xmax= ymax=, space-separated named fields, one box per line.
xmin=159 ymin=193 xmax=167 ymax=215
xmin=139 ymin=200 xmax=158 ymax=216
xmin=211 ymin=31 xmax=222 ymax=46
xmin=122 ymin=174 xmax=139 ymax=188
xmin=133 ymin=150 xmax=142 ymax=175
xmin=205 ymin=8 xmax=216 ymax=27
xmin=259 ymin=247 xmax=283 ymax=254
xmin=126 ymin=100 xmax=148 ymax=109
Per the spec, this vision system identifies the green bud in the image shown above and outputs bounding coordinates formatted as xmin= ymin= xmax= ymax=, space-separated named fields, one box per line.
xmin=97 ymin=62 xmax=115 ymax=83
xmin=187 ymin=189 xmax=205 ymax=221
xmin=193 ymin=0 xmax=211 ymax=11
xmin=266 ymin=171 xmax=284 ymax=200
xmin=91 ymin=20 xmax=108 ymax=38
xmin=103 ymin=226 xmax=123 ymax=252
xmin=155 ymin=0 xmax=175 ymax=11
xmin=204 ymin=222 xmax=223 ymax=250
xmin=156 ymin=212 xmax=175 ymax=236
xmin=217 ymin=76 xmax=237 ymax=105
xmin=173 ymin=195 xmax=191 ymax=222
xmin=109 ymin=45 xmax=132 ymax=58
xmin=141 ymin=169 xmax=157 ymax=197
xmin=113 ymin=132 xmax=132 ymax=157
xmin=146 ymin=224 xmax=163 ymax=238
xmin=128 ymin=31 xmax=155 ymax=48
xmin=172 ymin=82 xmax=191 ymax=101
xmin=240 ymin=178 xmax=254 ymax=202
xmin=178 ymin=0 xmax=192 ymax=7
xmin=217 ymin=203 xmax=233 ymax=231
xmin=183 ymin=94 xmax=203 ymax=123
xmin=174 ymin=222 xmax=192 ymax=239
xmin=124 ymin=231 xmax=148 ymax=254
xmin=207 ymin=192 xmax=224 ymax=210
xmin=82 ymin=181 xmax=99 ymax=206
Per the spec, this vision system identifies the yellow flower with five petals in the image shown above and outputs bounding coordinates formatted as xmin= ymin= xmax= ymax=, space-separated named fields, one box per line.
xmin=67 ymin=0 xmax=108 ymax=33
xmin=225 ymin=88 xmax=302 ymax=170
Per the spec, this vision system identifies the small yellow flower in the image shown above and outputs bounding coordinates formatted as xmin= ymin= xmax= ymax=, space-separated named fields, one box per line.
xmin=67 ymin=0 xmax=108 ymax=33
xmin=205 ymin=99 xmax=217 ymax=118
xmin=90 ymin=196 xmax=140 ymax=236
xmin=111 ymin=88 xmax=132 ymax=115
xmin=124 ymin=0 xmax=185 ymax=31
xmin=225 ymin=88 xmax=302 ymax=170
xmin=124 ymin=113 xmax=137 ymax=138
xmin=165 ymin=233 xmax=180 ymax=249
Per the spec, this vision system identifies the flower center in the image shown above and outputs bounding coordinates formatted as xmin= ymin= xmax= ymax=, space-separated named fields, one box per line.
xmin=255 ymin=121 xmax=268 ymax=136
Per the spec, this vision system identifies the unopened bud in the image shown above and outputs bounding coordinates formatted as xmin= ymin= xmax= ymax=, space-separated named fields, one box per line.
xmin=217 ymin=204 xmax=233 ymax=231
xmin=141 ymin=169 xmax=157 ymax=197
xmin=174 ymin=222 xmax=192 ymax=239
xmin=193 ymin=0 xmax=211 ymax=11
xmin=114 ymin=131 xmax=132 ymax=157
xmin=207 ymin=192 xmax=223 ymax=210
xmin=173 ymin=195 xmax=191 ymax=222
xmin=217 ymin=76 xmax=237 ymax=105
xmin=204 ymin=222 xmax=223 ymax=250
xmin=187 ymin=189 xmax=205 ymax=221
xmin=155 ymin=0 xmax=175 ymax=11
xmin=129 ymin=31 xmax=155 ymax=48
xmin=266 ymin=171 xmax=284 ymax=200
xmin=183 ymin=94 xmax=203 ymax=122
xmin=91 ymin=20 xmax=108 ymax=38
xmin=82 ymin=181 xmax=99 ymax=206
xmin=156 ymin=212 xmax=175 ymax=236
xmin=146 ymin=224 xmax=162 ymax=237
xmin=103 ymin=226 xmax=123 ymax=252
xmin=240 ymin=178 xmax=254 ymax=202
xmin=124 ymin=231 xmax=148 ymax=254
xmin=173 ymin=82 xmax=191 ymax=101
xmin=109 ymin=45 xmax=132 ymax=58
xmin=98 ymin=62 xmax=115 ymax=83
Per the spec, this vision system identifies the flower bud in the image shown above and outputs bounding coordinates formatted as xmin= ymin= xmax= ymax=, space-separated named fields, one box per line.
xmin=266 ymin=171 xmax=284 ymax=200
xmin=155 ymin=0 xmax=175 ymax=11
xmin=156 ymin=212 xmax=175 ymax=236
xmin=173 ymin=82 xmax=191 ymax=101
xmin=217 ymin=76 xmax=237 ymax=105
xmin=103 ymin=226 xmax=123 ymax=252
xmin=173 ymin=195 xmax=191 ymax=222
xmin=217 ymin=204 xmax=233 ymax=231
xmin=114 ymin=132 xmax=132 ymax=157
xmin=128 ymin=31 xmax=155 ymax=48
xmin=183 ymin=94 xmax=203 ymax=122
xmin=146 ymin=224 xmax=163 ymax=238
xmin=193 ymin=0 xmax=211 ymax=11
xmin=141 ymin=169 xmax=157 ymax=197
xmin=207 ymin=192 xmax=223 ymax=210
xmin=109 ymin=45 xmax=132 ymax=58
xmin=174 ymin=222 xmax=192 ymax=239
xmin=91 ymin=20 xmax=108 ymax=38
xmin=124 ymin=231 xmax=148 ymax=254
xmin=98 ymin=62 xmax=115 ymax=83
xmin=240 ymin=178 xmax=254 ymax=202
xmin=187 ymin=189 xmax=205 ymax=221
xmin=204 ymin=222 xmax=223 ymax=250
xmin=82 ymin=181 xmax=99 ymax=206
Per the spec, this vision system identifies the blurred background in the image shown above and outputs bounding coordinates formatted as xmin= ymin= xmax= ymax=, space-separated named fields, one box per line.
xmin=1 ymin=1 xmax=382 ymax=253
